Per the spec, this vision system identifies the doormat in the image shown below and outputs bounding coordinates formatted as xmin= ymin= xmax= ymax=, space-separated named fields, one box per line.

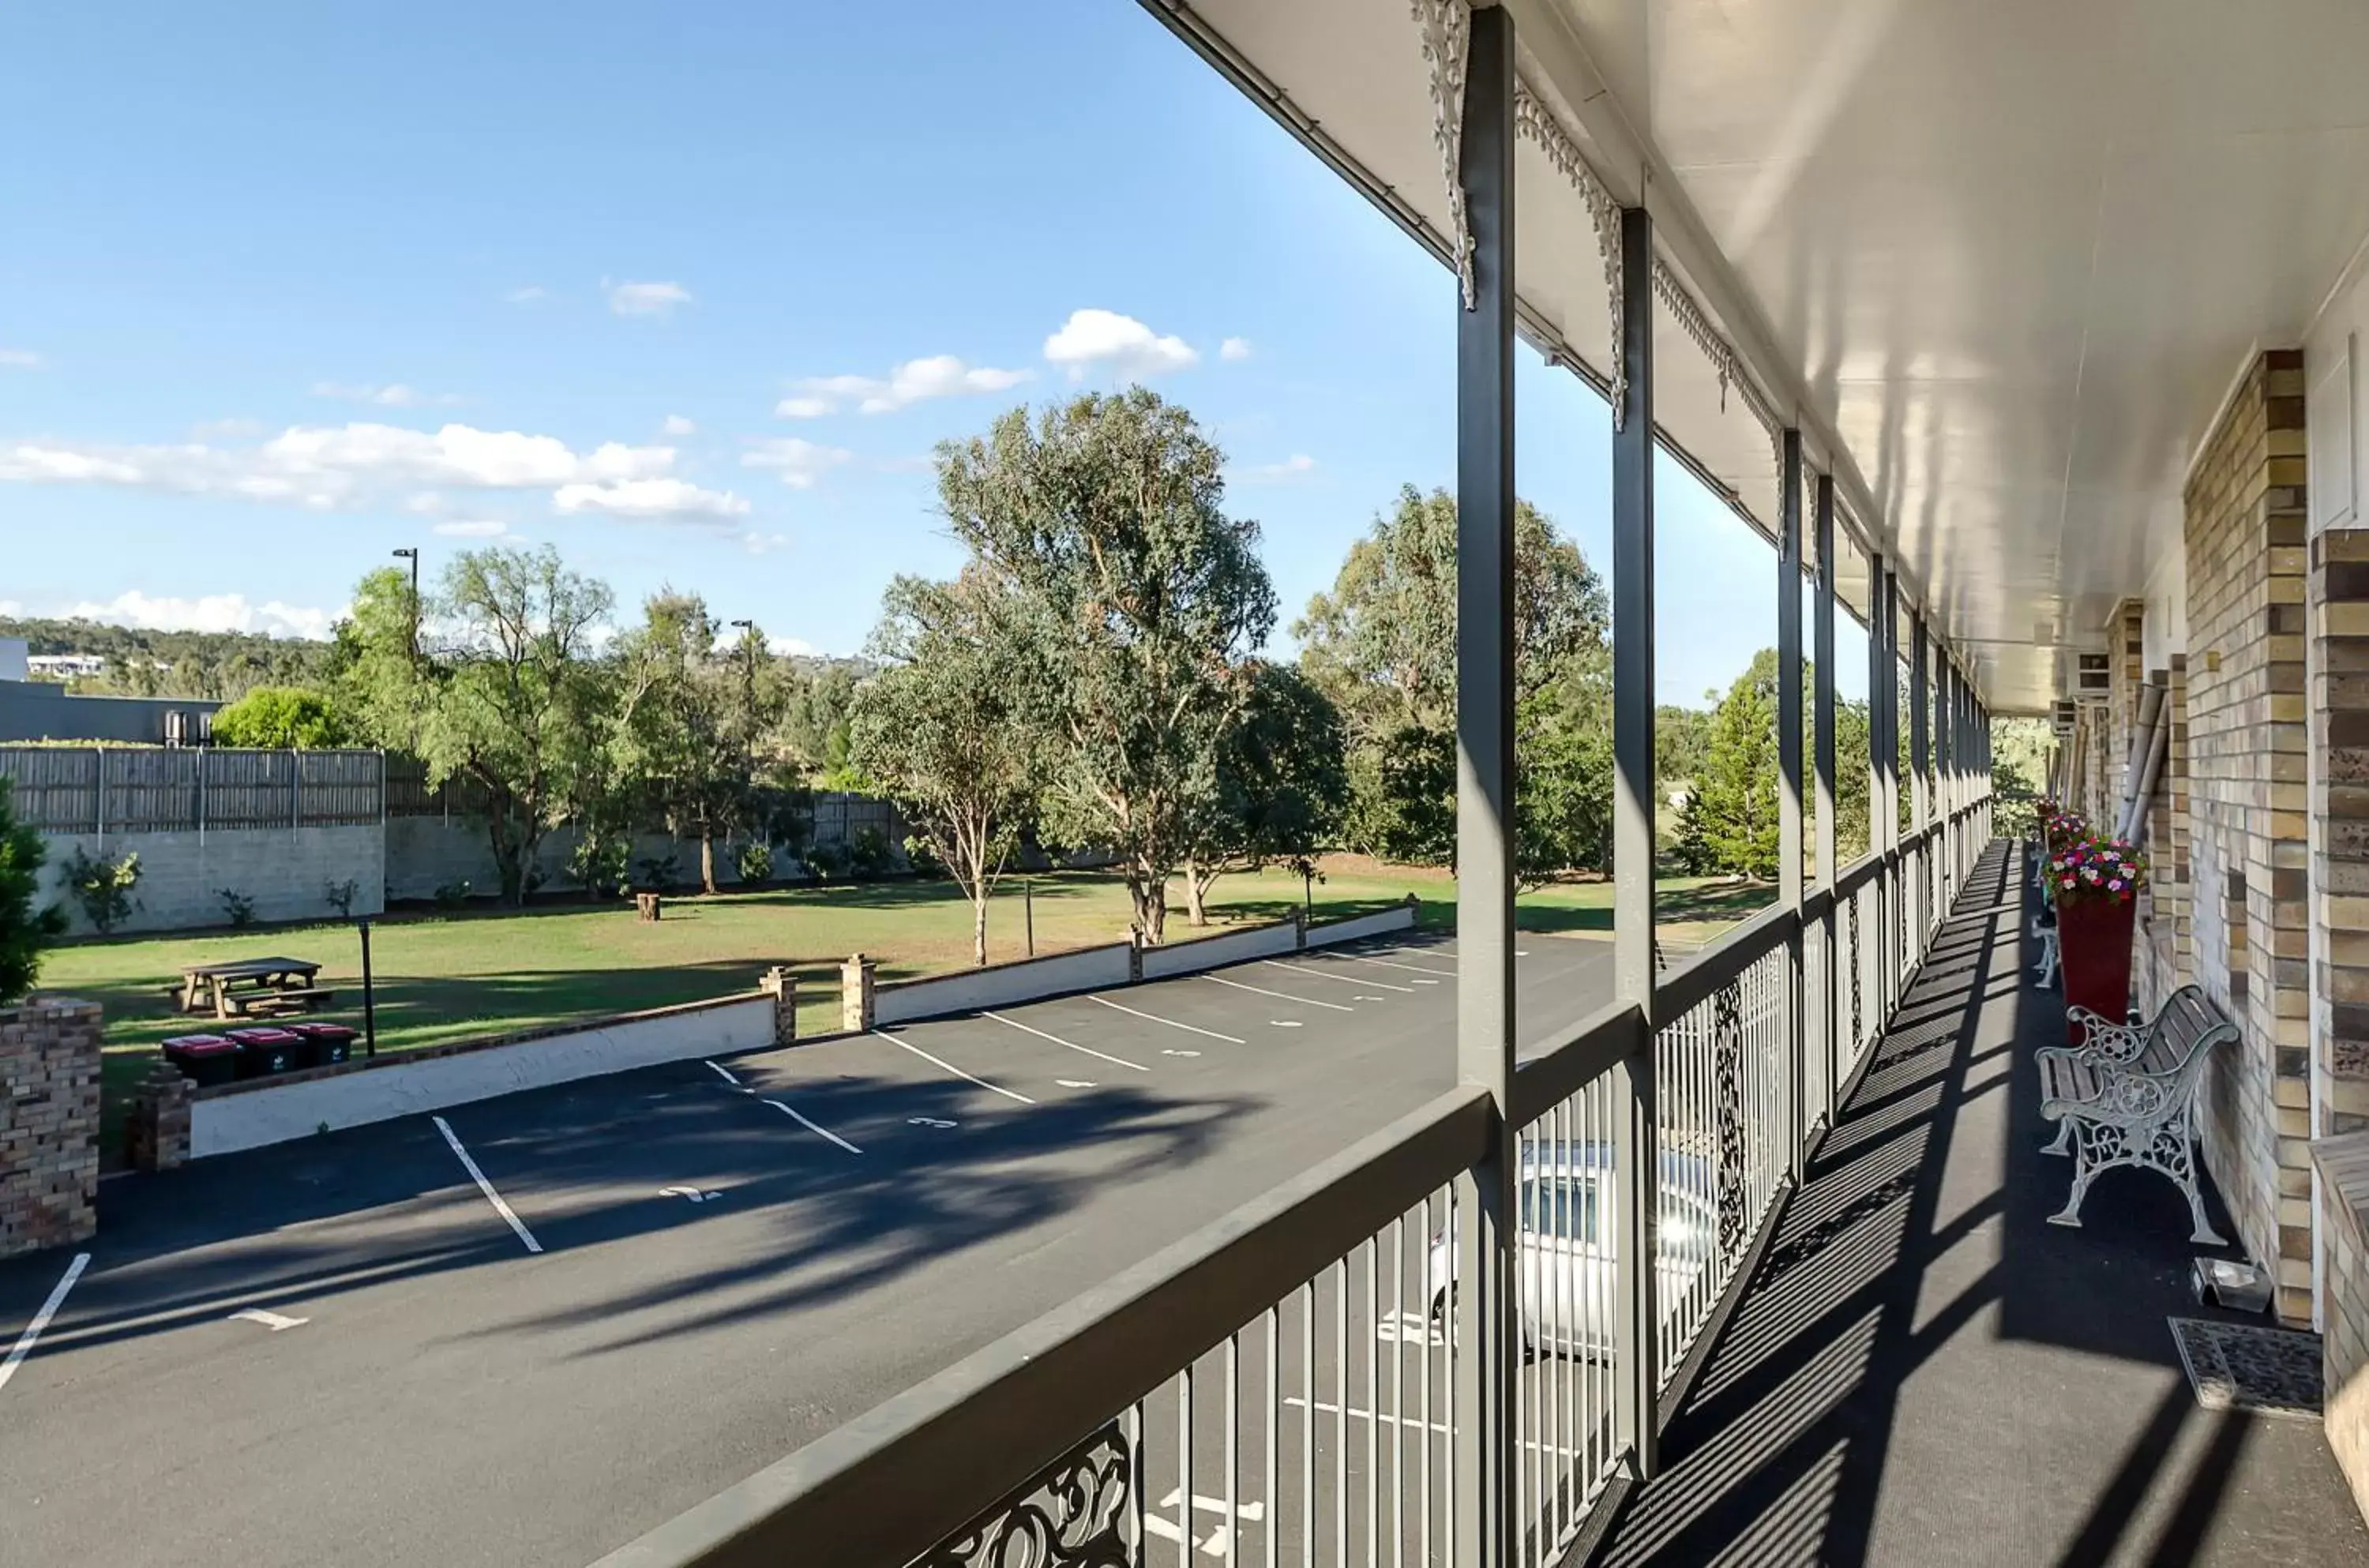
xmin=2168 ymin=1317 xmax=2323 ymax=1422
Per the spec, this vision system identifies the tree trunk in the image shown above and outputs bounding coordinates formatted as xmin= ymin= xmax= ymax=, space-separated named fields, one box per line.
xmin=700 ymin=830 xmax=718 ymax=895
xmin=971 ymin=888 xmax=989 ymax=967
xmin=1183 ymin=857 xmax=1211 ymax=927
xmin=1132 ymin=872 xmax=1169 ymax=946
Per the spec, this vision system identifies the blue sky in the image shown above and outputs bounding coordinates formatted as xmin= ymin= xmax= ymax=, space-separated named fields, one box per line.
xmin=0 ymin=0 xmax=1824 ymax=705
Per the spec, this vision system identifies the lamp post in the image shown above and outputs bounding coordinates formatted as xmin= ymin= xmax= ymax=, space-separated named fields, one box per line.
xmin=391 ymin=547 xmax=420 ymax=671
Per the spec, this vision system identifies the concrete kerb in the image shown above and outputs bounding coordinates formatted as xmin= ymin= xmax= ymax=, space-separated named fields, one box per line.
xmin=177 ymin=901 xmax=1423 ymax=1161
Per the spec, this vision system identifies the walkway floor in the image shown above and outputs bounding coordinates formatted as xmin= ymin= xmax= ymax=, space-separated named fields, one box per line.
xmin=1596 ymin=842 xmax=2368 ymax=1566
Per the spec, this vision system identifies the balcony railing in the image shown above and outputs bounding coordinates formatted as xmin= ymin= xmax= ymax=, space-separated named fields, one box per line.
xmin=592 ymin=796 xmax=1994 ymax=1568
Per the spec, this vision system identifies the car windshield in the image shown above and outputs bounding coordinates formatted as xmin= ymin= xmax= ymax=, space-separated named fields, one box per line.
xmin=1518 ymin=1175 xmax=1597 ymax=1244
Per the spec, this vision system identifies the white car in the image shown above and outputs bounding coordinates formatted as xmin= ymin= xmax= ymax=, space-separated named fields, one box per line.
xmin=1427 ymin=1141 xmax=1718 ymax=1358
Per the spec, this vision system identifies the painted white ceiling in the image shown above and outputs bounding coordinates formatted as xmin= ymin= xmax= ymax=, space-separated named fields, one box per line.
xmin=1151 ymin=0 xmax=2369 ymax=711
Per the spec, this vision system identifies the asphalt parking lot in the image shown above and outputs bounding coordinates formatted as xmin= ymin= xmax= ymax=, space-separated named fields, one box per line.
xmin=0 ymin=929 xmax=1615 ymax=1568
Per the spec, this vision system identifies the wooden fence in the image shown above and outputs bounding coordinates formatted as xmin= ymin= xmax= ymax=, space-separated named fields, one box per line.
xmin=381 ymin=756 xmax=901 ymax=846
xmin=0 ymin=747 xmax=385 ymax=834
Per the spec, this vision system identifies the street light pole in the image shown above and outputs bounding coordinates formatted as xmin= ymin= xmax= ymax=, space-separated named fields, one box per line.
xmin=391 ymin=547 xmax=420 ymax=671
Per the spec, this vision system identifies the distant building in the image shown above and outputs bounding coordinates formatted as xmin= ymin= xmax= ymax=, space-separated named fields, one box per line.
xmin=0 ymin=667 xmax=220 ymax=745
xmin=0 ymin=638 xmax=24 ymax=683
xmin=25 ymin=653 xmax=106 ymax=679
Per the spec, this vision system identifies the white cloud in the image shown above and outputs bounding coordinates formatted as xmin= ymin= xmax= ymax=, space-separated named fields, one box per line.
xmin=192 ymin=418 xmax=264 ymax=439
xmin=661 ymin=414 xmax=696 ymax=437
xmin=743 ymin=531 xmax=790 ymax=556
xmin=1220 ymin=337 xmax=1252 ymax=362
xmin=768 ymin=634 xmax=816 ymax=656
xmin=402 ymin=492 xmax=448 ymax=514
xmin=1236 ymin=453 xmax=1317 ymax=484
xmin=0 ymin=348 xmax=43 ymax=369
xmin=741 ymin=437 xmax=853 ymax=489
xmin=1044 ymin=309 xmax=1199 ymax=379
xmin=779 ymin=354 xmax=1031 ymax=417
xmin=59 ymin=590 xmax=337 ymax=641
xmin=606 ymin=279 xmax=693 ymax=318
xmin=505 ymin=285 xmax=553 ymax=306
xmin=0 ymin=422 xmax=689 ymax=515
xmin=554 ymin=477 xmax=749 ymax=520
xmin=433 ymin=519 xmax=509 ymax=538
xmin=311 ymin=381 xmax=461 ymax=408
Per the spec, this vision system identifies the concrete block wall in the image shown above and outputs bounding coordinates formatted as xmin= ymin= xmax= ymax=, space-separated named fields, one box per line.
xmin=0 ymin=998 xmax=100 ymax=1259
xmin=2183 ymin=347 xmax=2316 ymax=1325
xmin=36 ymin=824 xmax=385 ymax=936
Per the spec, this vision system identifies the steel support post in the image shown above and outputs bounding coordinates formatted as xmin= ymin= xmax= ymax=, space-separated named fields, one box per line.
xmin=1911 ymin=614 xmax=1928 ymax=947
xmin=1611 ymin=198 xmax=1661 ymax=1481
xmin=1777 ymin=430 xmax=1806 ymax=1170
xmin=1450 ymin=9 xmax=1519 ymax=1562
xmin=1812 ymin=475 xmax=1839 ymax=1128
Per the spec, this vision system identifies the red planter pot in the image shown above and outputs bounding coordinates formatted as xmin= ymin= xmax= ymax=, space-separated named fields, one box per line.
xmin=2058 ymin=894 xmax=2138 ymax=1044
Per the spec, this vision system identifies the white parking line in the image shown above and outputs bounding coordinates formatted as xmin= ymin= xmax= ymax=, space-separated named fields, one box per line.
xmin=1196 ymin=973 xmax=1354 ymax=1011
xmin=1259 ymin=958 xmax=1414 ymax=993
xmin=982 ymin=1010 xmax=1147 ymax=1071
xmin=1085 ymin=994 xmax=1247 ymax=1045
xmin=0 ymin=1251 xmax=88 ymax=1397
xmin=871 ymin=1030 xmax=1038 ymax=1105
xmin=704 ymin=1060 xmax=743 ymax=1086
xmin=432 ymin=1116 xmax=544 ymax=1255
xmin=764 ymin=1099 xmax=864 ymax=1155
xmin=1338 ymin=952 xmax=1455 ymax=979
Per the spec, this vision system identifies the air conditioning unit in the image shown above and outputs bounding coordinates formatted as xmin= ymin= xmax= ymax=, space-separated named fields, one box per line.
xmin=2074 ymin=652 xmax=2111 ymax=696
xmin=2052 ymin=700 xmax=2077 ymax=736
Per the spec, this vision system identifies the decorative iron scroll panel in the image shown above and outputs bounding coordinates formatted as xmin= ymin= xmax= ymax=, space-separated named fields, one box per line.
xmin=911 ymin=1421 xmax=1131 ymax=1568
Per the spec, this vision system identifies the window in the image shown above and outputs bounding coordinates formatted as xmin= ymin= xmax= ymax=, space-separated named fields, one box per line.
xmin=1519 ymin=1176 xmax=1599 ymax=1244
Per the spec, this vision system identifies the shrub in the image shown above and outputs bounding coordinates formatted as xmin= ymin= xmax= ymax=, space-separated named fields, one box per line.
xmin=0 ymin=781 xmax=66 ymax=1002
xmin=803 ymin=841 xmax=850 ymax=882
xmin=634 ymin=852 xmax=682 ymax=892
xmin=216 ymin=888 xmax=258 ymax=928
xmin=848 ymin=826 xmax=895 ymax=879
xmin=902 ymin=835 xmax=947 ymax=880
xmin=323 ymin=877 xmax=360 ymax=918
xmin=209 ymin=685 xmax=345 ymax=748
xmin=64 ymin=846 xmax=142 ymax=934
xmin=735 ymin=841 xmax=775 ymax=886
xmin=433 ymin=878 xmax=473 ymax=910
xmin=568 ymin=833 xmax=630 ymax=899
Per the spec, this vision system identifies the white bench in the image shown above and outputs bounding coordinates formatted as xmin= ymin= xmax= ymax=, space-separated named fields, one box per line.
xmin=2037 ymin=985 xmax=2235 ymax=1244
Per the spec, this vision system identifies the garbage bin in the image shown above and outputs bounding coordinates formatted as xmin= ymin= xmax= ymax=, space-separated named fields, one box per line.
xmin=287 ymin=1021 xmax=358 ymax=1068
xmin=161 ymin=1033 xmax=241 ymax=1088
xmin=223 ymin=1026 xmax=304 ymax=1078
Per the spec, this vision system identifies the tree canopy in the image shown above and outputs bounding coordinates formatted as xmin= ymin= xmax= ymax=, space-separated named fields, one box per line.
xmin=936 ymin=388 xmax=1278 ymax=943
xmin=0 ymin=781 xmax=66 ymax=1004
xmin=209 ymin=685 xmax=346 ymax=748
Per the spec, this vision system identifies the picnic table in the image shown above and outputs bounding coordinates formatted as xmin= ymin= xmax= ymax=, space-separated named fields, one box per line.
xmin=176 ymin=957 xmax=336 ymax=1020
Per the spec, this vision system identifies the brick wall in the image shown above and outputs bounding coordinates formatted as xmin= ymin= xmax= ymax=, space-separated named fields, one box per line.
xmin=2183 ymin=348 xmax=2315 ymax=1325
xmin=0 ymin=997 xmax=100 ymax=1259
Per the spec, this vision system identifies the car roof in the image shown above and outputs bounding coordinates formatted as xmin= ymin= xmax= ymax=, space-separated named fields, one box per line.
xmin=1520 ymin=1140 xmax=1714 ymax=1189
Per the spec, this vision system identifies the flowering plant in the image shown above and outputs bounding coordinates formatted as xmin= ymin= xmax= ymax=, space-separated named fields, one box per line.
xmin=2048 ymin=836 xmax=2148 ymax=906
xmin=2041 ymin=803 xmax=2088 ymax=853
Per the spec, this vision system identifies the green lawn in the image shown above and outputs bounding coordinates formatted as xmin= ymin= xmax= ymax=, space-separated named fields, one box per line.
xmin=39 ymin=859 xmax=1766 ymax=1162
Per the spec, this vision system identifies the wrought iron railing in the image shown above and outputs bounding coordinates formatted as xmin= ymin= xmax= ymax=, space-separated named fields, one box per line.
xmin=593 ymin=799 xmax=1995 ymax=1568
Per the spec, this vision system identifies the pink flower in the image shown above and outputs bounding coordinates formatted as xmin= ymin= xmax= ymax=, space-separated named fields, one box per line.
xmin=2062 ymin=877 xmax=2076 ymax=889
xmin=2108 ymin=879 xmax=2124 ymax=892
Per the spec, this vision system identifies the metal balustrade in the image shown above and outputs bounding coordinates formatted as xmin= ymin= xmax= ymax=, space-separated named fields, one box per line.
xmin=584 ymin=796 xmax=1992 ymax=1568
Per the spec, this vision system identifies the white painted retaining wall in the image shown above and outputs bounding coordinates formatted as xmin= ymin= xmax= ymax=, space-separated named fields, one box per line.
xmin=190 ymin=996 xmax=775 ymax=1158
xmin=876 ymin=943 xmax=1135 ymax=1026
xmin=1140 ymin=920 xmax=1301 ymax=980
xmin=1304 ymin=905 xmax=1418 ymax=947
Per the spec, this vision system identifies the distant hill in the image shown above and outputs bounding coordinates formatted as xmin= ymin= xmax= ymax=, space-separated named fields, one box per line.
xmin=0 ymin=616 xmax=332 ymax=701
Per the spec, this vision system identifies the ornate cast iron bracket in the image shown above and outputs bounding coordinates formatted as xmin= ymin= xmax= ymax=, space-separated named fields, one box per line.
xmin=1512 ymin=78 xmax=1626 ymax=430
xmin=1412 ymin=0 xmax=1476 ymax=309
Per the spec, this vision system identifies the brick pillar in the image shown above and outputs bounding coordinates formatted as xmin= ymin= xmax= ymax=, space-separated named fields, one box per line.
xmin=2311 ymin=527 xmax=2369 ymax=1134
xmin=126 ymin=1063 xmax=193 ymax=1172
xmin=0 ymin=998 xmax=101 ymax=1259
xmin=2183 ymin=347 xmax=2315 ymax=1324
xmin=760 ymin=966 xmax=799 ymax=1046
xmin=840 ymin=954 xmax=877 ymax=1034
